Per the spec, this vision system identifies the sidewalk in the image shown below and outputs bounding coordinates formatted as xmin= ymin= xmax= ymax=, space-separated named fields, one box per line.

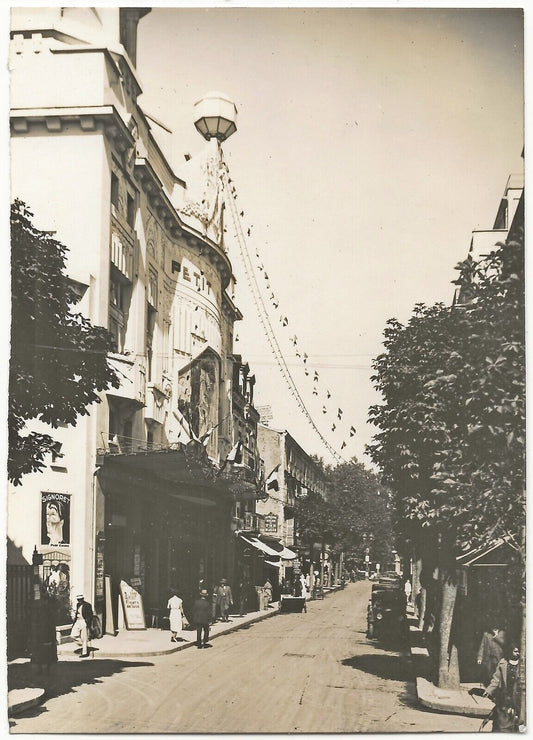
xmin=408 ymin=610 xmax=493 ymax=719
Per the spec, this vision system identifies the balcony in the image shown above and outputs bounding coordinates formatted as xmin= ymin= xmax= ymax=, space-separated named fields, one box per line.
xmin=107 ymin=354 xmax=146 ymax=407
xmin=145 ymin=382 xmax=171 ymax=425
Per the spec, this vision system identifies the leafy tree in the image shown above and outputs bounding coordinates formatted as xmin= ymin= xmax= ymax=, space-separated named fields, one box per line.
xmin=295 ymin=458 xmax=395 ymax=575
xmin=9 ymin=200 xmax=119 ymax=485
xmin=367 ymin=224 xmax=525 ymax=689
xmin=325 ymin=460 xmax=395 ymax=569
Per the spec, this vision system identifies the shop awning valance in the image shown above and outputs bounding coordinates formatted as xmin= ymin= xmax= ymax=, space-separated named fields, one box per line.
xmin=238 ymin=533 xmax=297 ymax=561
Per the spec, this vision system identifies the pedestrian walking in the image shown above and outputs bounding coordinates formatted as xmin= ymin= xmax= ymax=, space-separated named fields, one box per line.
xmin=414 ymin=588 xmax=423 ymax=618
xmin=238 ymin=578 xmax=249 ymax=616
xmin=484 ymin=644 xmax=521 ymax=732
xmin=477 ymin=623 xmax=506 ymax=687
xmin=216 ymin=578 xmax=233 ymax=622
xmin=299 ymin=573 xmax=308 ymax=610
xmin=30 ymin=590 xmax=58 ymax=677
xmin=262 ymin=578 xmax=273 ymax=609
xmin=167 ymin=588 xmax=185 ymax=643
xmin=192 ymin=589 xmax=212 ymax=649
xmin=70 ymin=593 xmax=93 ymax=658
xmin=404 ymin=578 xmax=412 ymax=604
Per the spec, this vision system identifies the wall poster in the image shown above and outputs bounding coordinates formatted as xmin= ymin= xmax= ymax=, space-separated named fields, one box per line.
xmin=41 ymin=492 xmax=71 ymax=546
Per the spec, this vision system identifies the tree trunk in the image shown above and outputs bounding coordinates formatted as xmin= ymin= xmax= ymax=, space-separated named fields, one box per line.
xmin=417 ymin=588 xmax=426 ymax=631
xmin=435 ymin=533 xmax=460 ymax=690
xmin=437 ymin=575 xmax=460 ymax=689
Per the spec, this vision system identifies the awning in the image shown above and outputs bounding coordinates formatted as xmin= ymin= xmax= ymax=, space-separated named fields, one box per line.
xmin=265 ymin=559 xmax=281 ymax=568
xmin=238 ymin=533 xmax=297 ymax=561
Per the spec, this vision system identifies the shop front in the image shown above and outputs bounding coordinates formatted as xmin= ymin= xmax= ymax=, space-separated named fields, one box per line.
xmin=96 ymin=444 xmax=235 ymax=632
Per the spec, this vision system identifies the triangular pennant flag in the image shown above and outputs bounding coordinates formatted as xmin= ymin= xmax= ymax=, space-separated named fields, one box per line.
xmin=327 ymin=390 xmax=331 ymax=399
xmin=266 ymin=464 xmax=281 ymax=491
xmin=338 ymin=408 xmax=343 ymax=420
xmin=217 ymin=440 xmax=243 ymax=476
xmin=290 ymin=335 xmax=298 ymax=346
xmin=227 ymin=439 xmax=243 ymax=464
xmin=332 ymin=423 xmax=336 ymax=432
xmin=313 ymin=371 xmax=319 ymax=382
xmin=322 ymin=406 xmax=327 ymax=414
xmin=282 ymin=317 xmax=288 ymax=327
xmin=303 ymin=353 xmax=308 ymax=363
xmin=341 ymin=441 xmax=347 ymax=450
xmin=350 ymin=426 xmax=356 ymax=437
xmin=313 ymin=387 xmax=318 ymax=396
xmin=200 ymin=424 xmax=218 ymax=447
xmin=172 ymin=409 xmax=195 ymax=444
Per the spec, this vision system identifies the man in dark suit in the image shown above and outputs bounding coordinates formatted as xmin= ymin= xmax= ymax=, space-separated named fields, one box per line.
xmin=192 ymin=589 xmax=212 ymax=649
xmin=216 ymin=578 xmax=233 ymax=622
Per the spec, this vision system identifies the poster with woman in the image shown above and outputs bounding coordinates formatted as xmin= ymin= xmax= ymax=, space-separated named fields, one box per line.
xmin=41 ymin=492 xmax=71 ymax=546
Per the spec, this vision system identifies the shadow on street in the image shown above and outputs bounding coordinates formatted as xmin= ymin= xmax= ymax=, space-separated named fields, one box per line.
xmin=341 ymin=652 xmax=411 ymax=682
xmin=8 ymin=658 xmax=153 ymax=719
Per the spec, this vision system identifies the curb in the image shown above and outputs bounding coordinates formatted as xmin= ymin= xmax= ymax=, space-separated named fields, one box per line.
xmin=8 ymin=688 xmax=45 ymax=716
xmin=408 ymin=622 xmax=493 ymax=719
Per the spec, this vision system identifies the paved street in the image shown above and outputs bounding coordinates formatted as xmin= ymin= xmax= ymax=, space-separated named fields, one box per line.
xmin=10 ymin=582 xmax=481 ymax=733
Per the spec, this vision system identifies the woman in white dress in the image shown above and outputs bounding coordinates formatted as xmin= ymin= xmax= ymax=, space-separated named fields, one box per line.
xmin=167 ymin=589 xmax=185 ymax=642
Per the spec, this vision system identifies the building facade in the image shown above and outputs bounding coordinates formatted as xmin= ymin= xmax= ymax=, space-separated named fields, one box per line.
xmin=255 ymin=425 xmax=328 ymax=591
xmin=8 ymin=7 xmax=261 ymax=639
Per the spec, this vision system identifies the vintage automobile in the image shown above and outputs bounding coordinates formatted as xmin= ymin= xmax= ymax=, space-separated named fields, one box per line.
xmin=366 ymin=580 xmax=406 ymax=639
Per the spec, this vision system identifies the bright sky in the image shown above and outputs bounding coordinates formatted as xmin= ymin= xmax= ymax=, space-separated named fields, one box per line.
xmin=136 ymin=6 xmax=524 ymax=467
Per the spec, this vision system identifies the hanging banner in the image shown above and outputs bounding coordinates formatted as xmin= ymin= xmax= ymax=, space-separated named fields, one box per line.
xmin=41 ymin=492 xmax=71 ymax=546
xmin=119 ymin=579 xmax=146 ymax=630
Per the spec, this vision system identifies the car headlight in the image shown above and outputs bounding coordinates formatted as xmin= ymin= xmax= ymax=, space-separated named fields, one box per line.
xmin=376 ymin=612 xmax=383 ymax=620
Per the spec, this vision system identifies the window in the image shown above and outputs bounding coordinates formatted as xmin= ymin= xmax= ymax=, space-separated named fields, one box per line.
xmin=109 ymin=265 xmax=131 ymax=354
xmin=126 ymin=192 xmax=135 ymax=228
xmin=111 ymin=172 xmax=119 ymax=210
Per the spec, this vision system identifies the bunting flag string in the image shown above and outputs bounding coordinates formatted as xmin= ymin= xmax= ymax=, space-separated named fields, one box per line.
xmin=220 ymin=161 xmax=357 ymax=461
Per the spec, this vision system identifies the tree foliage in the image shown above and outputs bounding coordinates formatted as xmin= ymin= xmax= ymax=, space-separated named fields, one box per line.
xmin=9 ymin=200 xmax=119 ymax=485
xmin=325 ymin=461 xmax=395 ymax=566
xmin=367 ymin=227 xmax=525 ymax=552
xmin=296 ymin=458 xmax=395 ymax=568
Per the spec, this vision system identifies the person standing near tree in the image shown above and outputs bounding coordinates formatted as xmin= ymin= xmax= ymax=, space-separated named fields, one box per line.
xmin=477 ymin=624 xmax=506 ymax=687
xmin=484 ymin=644 xmax=521 ymax=732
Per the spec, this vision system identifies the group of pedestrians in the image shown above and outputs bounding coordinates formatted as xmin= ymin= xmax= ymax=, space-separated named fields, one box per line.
xmin=167 ymin=577 xmax=237 ymax=650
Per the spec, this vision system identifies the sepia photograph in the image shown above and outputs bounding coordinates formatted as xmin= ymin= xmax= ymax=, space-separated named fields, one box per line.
xmin=7 ymin=2 xmax=525 ymax=734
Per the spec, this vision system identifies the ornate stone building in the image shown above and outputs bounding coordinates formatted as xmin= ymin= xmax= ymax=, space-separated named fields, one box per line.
xmin=8 ymin=7 xmax=261 ymax=637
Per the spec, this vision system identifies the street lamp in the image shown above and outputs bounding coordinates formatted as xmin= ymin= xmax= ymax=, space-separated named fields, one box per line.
xmin=194 ymin=92 xmax=238 ymax=142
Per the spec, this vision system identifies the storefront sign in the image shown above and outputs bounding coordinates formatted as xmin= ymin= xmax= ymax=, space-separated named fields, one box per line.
xmin=41 ymin=492 xmax=71 ymax=547
xmin=133 ymin=544 xmax=141 ymax=577
xmin=264 ymin=513 xmax=278 ymax=533
xmin=119 ymin=579 xmax=146 ymax=630
xmin=95 ymin=546 xmax=105 ymax=599
xmin=292 ymin=558 xmax=302 ymax=575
